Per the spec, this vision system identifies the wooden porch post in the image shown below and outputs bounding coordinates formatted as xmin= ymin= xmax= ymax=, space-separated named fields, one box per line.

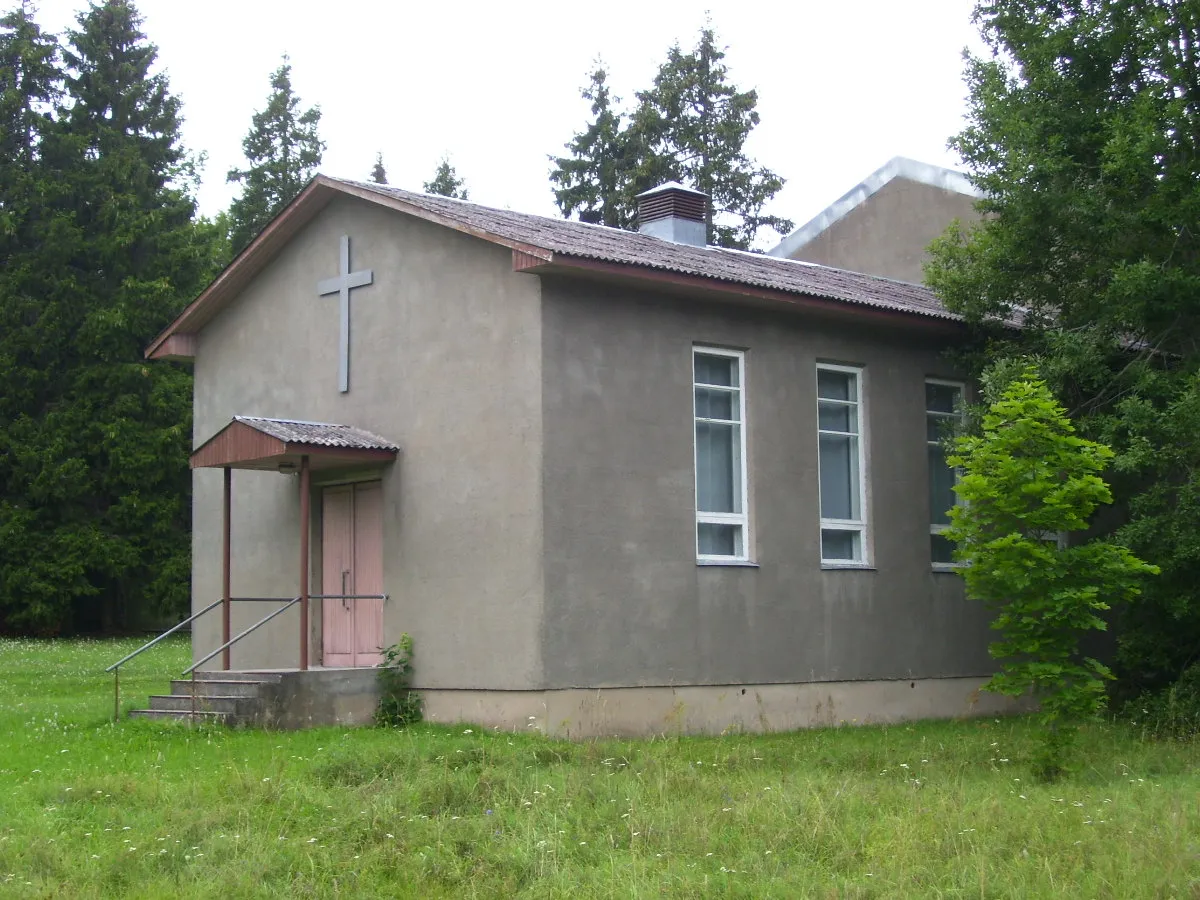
xmin=299 ymin=454 xmax=311 ymax=671
xmin=222 ymin=466 xmax=232 ymax=670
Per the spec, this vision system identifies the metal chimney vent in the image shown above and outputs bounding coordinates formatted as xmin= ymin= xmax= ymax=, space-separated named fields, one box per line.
xmin=636 ymin=182 xmax=709 ymax=246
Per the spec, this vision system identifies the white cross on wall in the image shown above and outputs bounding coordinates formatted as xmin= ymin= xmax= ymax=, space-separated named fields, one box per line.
xmin=317 ymin=235 xmax=374 ymax=393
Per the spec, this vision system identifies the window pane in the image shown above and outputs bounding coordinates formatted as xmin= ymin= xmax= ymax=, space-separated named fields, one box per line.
xmin=927 ymin=413 xmax=953 ymax=442
xmin=819 ymin=433 xmax=858 ymax=520
xmin=926 ymin=382 xmax=960 ymax=414
xmin=928 ymin=444 xmax=957 ymax=525
xmin=696 ymin=421 xmax=740 ymax=513
xmin=695 ymin=354 xmax=736 ymax=387
xmin=698 ymin=522 xmax=740 ymax=556
xmin=931 ymin=532 xmax=956 ymax=564
xmin=822 ymin=528 xmax=860 ymax=561
xmin=695 ymin=386 xmax=736 ymax=420
xmin=819 ymin=400 xmax=855 ymax=433
xmin=817 ymin=368 xmax=855 ymax=401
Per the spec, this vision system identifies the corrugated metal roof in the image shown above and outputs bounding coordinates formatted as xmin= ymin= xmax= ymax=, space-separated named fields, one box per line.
xmin=234 ymin=416 xmax=399 ymax=451
xmin=326 ymin=177 xmax=957 ymax=322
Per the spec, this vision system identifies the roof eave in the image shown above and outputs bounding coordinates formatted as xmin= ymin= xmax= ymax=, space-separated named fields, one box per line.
xmin=513 ymin=250 xmax=963 ymax=331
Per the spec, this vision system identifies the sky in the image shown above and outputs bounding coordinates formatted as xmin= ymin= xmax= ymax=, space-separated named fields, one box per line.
xmin=30 ymin=0 xmax=987 ymax=246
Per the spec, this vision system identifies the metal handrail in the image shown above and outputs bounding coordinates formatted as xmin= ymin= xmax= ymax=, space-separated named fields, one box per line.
xmin=105 ymin=599 xmax=224 ymax=674
xmin=104 ymin=599 xmax=224 ymax=721
xmin=183 ymin=596 xmax=301 ymax=676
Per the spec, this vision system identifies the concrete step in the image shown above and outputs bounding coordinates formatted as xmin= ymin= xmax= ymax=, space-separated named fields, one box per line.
xmin=170 ymin=679 xmax=267 ymax=699
xmin=147 ymin=694 xmax=253 ymax=715
xmin=128 ymin=708 xmax=228 ymax=724
xmin=185 ymin=671 xmax=284 ymax=683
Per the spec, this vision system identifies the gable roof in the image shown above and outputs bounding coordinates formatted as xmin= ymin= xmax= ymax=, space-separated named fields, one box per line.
xmin=146 ymin=175 xmax=960 ymax=361
xmin=768 ymin=157 xmax=981 ymax=260
xmin=190 ymin=416 xmax=399 ymax=470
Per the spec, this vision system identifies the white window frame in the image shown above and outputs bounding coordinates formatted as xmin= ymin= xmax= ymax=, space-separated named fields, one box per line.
xmin=816 ymin=363 xmax=868 ymax=566
xmin=927 ymin=378 xmax=965 ymax=571
xmin=693 ymin=346 xmax=750 ymax=562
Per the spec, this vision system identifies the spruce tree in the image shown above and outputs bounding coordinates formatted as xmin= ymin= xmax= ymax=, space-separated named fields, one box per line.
xmin=423 ymin=156 xmax=468 ymax=199
xmin=227 ymin=57 xmax=324 ymax=251
xmin=370 ymin=151 xmax=387 ymax=185
xmin=550 ymin=64 xmax=632 ymax=228
xmin=550 ymin=30 xmax=791 ymax=249
xmin=629 ymin=27 xmax=792 ymax=249
xmin=0 ymin=0 xmax=214 ymax=633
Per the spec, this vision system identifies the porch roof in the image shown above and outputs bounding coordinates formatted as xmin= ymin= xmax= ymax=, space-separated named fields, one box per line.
xmin=191 ymin=416 xmax=399 ymax=471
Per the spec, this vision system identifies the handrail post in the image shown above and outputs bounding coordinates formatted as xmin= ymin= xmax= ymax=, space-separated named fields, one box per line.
xmin=299 ymin=454 xmax=311 ymax=671
xmin=222 ymin=466 xmax=232 ymax=670
xmin=114 ymin=668 xmax=119 ymax=722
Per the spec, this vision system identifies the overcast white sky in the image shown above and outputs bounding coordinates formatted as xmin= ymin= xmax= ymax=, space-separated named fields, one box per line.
xmin=31 ymin=0 xmax=985 ymax=244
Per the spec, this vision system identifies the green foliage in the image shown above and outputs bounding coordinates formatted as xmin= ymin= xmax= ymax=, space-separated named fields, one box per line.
xmin=6 ymin=638 xmax=1200 ymax=897
xmin=226 ymin=56 xmax=324 ymax=252
xmin=550 ymin=27 xmax=791 ymax=249
xmin=550 ymin=63 xmax=633 ymax=229
xmin=926 ymin=0 xmax=1200 ymax=691
xmin=423 ymin=156 xmax=468 ymax=200
xmin=0 ymin=0 xmax=222 ymax=634
xmin=945 ymin=374 xmax=1158 ymax=729
xmin=369 ymin=150 xmax=387 ymax=185
xmin=1127 ymin=663 xmax=1200 ymax=741
xmin=375 ymin=633 xmax=422 ymax=727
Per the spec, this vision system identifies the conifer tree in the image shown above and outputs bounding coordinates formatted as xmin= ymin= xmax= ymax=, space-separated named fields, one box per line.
xmin=0 ymin=0 xmax=214 ymax=633
xmin=550 ymin=64 xmax=632 ymax=228
xmin=370 ymin=151 xmax=387 ymax=184
xmin=549 ymin=29 xmax=792 ymax=249
xmin=423 ymin=156 xmax=468 ymax=199
xmin=629 ymin=27 xmax=792 ymax=249
xmin=227 ymin=57 xmax=324 ymax=251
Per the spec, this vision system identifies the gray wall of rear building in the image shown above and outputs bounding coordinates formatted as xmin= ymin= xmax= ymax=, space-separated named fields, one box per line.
xmin=192 ymin=196 xmax=544 ymax=687
xmin=787 ymin=178 xmax=981 ymax=283
xmin=538 ymin=277 xmax=994 ymax=688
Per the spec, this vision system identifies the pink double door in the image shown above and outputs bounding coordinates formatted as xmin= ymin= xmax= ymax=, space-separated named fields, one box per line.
xmin=321 ymin=481 xmax=384 ymax=667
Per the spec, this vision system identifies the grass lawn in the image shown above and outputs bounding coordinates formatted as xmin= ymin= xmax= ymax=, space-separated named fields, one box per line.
xmin=0 ymin=639 xmax=1198 ymax=898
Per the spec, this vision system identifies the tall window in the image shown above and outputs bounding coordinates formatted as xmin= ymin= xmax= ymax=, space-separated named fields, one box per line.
xmin=927 ymin=380 xmax=964 ymax=567
xmin=694 ymin=348 xmax=748 ymax=560
xmin=817 ymin=365 xmax=866 ymax=563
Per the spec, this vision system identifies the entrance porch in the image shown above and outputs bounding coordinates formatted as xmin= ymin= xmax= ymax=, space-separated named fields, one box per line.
xmin=109 ymin=416 xmax=400 ymax=723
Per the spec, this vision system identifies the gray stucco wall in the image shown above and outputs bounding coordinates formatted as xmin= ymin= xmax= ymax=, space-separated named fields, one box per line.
xmin=538 ymin=278 xmax=993 ymax=689
xmin=191 ymin=197 xmax=544 ymax=688
xmin=787 ymin=178 xmax=981 ymax=283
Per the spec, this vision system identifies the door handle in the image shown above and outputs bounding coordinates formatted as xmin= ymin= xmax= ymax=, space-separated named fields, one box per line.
xmin=341 ymin=570 xmax=350 ymax=609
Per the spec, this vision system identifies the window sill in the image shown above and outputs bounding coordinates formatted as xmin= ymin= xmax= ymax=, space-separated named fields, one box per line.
xmin=697 ymin=559 xmax=760 ymax=568
xmin=821 ymin=563 xmax=876 ymax=571
xmin=931 ymin=564 xmax=964 ymax=573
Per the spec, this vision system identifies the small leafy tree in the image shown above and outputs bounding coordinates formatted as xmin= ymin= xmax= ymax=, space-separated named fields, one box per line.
xmin=944 ymin=372 xmax=1157 ymax=776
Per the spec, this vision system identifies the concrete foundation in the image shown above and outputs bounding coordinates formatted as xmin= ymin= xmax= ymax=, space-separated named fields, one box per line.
xmin=253 ymin=668 xmax=381 ymax=729
xmin=421 ymin=676 xmax=1032 ymax=739
xmin=209 ymin=672 xmax=1029 ymax=736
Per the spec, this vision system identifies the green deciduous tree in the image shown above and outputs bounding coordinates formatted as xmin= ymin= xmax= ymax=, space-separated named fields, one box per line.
xmin=0 ymin=0 xmax=219 ymax=634
xmin=423 ymin=156 xmax=467 ymax=199
xmin=227 ymin=57 xmax=324 ymax=251
xmin=945 ymin=374 xmax=1157 ymax=730
xmin=550 ymin=27 xmax=792 ymax=249
xmin=926 ymin=0 xmax=1200 ymax=691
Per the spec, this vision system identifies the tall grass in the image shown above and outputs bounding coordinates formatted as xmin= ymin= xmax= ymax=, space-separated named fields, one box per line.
xmin=1 ymin=637 xmax=1198 ymax=897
